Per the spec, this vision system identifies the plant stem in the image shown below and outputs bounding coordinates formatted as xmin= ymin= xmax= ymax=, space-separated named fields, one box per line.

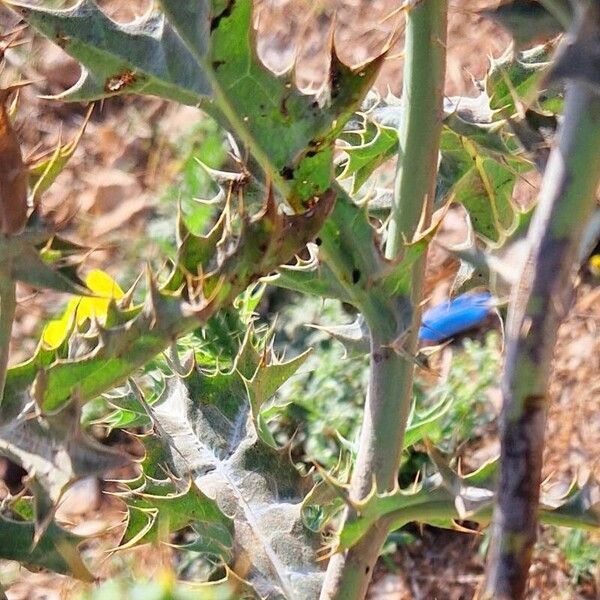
xmin=385 ymin=5 xmax=447 ymax=259
xmin=320 ymin=2 xmax=448 ymax=598
xmin=483 ymin=45 xmax=600 ymax=600
xmin=0 ymin=273 xmax=16 ymax=406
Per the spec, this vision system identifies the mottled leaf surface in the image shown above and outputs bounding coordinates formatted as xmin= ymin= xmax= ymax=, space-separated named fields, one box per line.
xmin=140 ymin=337 xmax=323 ymax=599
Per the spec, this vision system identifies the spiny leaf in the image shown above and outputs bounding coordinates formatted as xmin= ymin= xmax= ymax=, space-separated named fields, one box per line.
xmin=114 ymin=426 xmax=234 ymax=563
xmin=540 ymin=477 xmax=600 ymax=530
xmin=337 ymin=105 xmax=398 ymax=193
xmin=139 ymin=357 xmax=324 ymax=599
xmin=2 ymin=343 xmax=56 ymax=423
xmin=201 ymin=188 xmax=336 ymax=302
xmin=299 ymin=396 xmax=457 ymax=534
xmin=11 ymin=0 xmax=383 ymax=207
xmin=305 ymin=316 xmax=370 ymax=357
xmin=485 ymin=44 xmax=556 ymax=116
xmin=0 ymin=233 xmax=89 ymax=295
xmin=0 ymin=501 xmax=92 ymax=579
xmin=338 ymin=91 xmax=515 ymax=196
xmin=337 ymin=90 xmax=533 ymax=246
xmin=402 ymin=394 xmax=455 ymax=448
xmin=26 ymin=187 xmax=333 ymax=414
xmin=35 ymin=290 xmax=200 ymax=413
xmin=6 ymin=0 xmax=211 ymax=104
xmin=273 ymin=186 xmax=401 ymax=334
xmin=28 ymin=105 xmax=92 ymax=201
xmin=447 ymin=207 xmax=533 ymax=296
xmin=438 ymin=129 xmax=524 ymax=246
xmin=117 ymin=477 xmax=234 ymax=561
xmin=171 ymin=186 xmax=336 ymax=303
xmin=242 ymin=344 xmax=312 ymax=417
xmin=273 ymin=242 xmax=355 ymax=306
xmin=329 ymin=452 xmax=599 ymax=553
xmin=336 ymin=98 xmax=397 ymax=193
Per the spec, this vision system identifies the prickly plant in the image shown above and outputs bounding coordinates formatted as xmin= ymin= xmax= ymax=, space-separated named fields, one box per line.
xmin=0 ymin=1 xmax=597 ymax=599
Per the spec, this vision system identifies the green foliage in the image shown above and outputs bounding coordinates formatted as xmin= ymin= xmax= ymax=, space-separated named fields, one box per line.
xmin=133 ymin=330 xmax=322 ymax=599
xmin=338 ymin=81 xmax=540 ymax=246
xmin=9 ymin=0 xmax=380 ymax=209
xmin=28 ymin=108 xmax=91 ymax=201
xmin=0 ymin=1 xmax=595 ymax=598
xmin=0 ymin=232 xmax=88 ymax=295
xmin=414 ymin=333 xmax=500 ymax=452
xmin=0 ymin=391 xmax=126 ymax=519
xmin=147 ymin=118 xmax=227 ymax=259
xmin=486 ymin=44 xmax=558 ymax=115
xmin=117 ymin=471 xmax=234 ymax=561
xmin=557 ymin=529 xmax=600 ymax=585
xmin=274 ymin=299 xmax=500 ymax=470
xmin=0 ymin=496 xmax=91 ymax=579
xmin=329 ymin=452 xmax=600 ymax=554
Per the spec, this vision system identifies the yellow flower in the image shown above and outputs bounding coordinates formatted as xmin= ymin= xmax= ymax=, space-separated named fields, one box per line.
xmin=42 ymin=269 xmax=124 ymax=349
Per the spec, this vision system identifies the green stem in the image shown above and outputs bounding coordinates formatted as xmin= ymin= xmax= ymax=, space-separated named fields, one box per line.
xmin=385 ymin=0 xmax=448 ymax=258
xmin=319 ymin=2 xmax=448 ymax=598
xmin=483 ymin=21 xmax=600 ymax=600
xmin=0 ymin=273 xmax=16 ymax=406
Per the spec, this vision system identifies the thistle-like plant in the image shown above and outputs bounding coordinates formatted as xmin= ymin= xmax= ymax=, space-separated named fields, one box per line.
xmin=0 ymin=1 xmax=598 ymax=599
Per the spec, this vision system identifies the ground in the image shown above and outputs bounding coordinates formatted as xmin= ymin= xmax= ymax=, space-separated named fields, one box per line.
xmin=0 ymin=1 xmax=598 ymax=598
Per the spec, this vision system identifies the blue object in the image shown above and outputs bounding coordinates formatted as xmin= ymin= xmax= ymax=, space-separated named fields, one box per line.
xmin=418 ymin=291 xmax=493 ymax=343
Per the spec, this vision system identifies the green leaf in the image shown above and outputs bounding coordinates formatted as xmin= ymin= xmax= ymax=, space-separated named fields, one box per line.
xmin=139 ymin=353 xmax=324 ymax=599
xmin=114 ymin=429 xmax=234 ymax=563
xmin=242 ymin=345 xmax=312 ymax=416
xmin=438 ymin=129 xmax=523 ymax=246
xmin=273 ymin=187 xmax=412 ymax=333
xmin=273 ymin=243 xmax=355 ymax=305
xmin=338 ymin=92 xmax=514 ymax=196
xmin=28 ymin=107 xmax=91 ymax=201
xmin=12 ymin=0 xmax=382 ymax=207
xmin=337 ymin=105 xmax=398 ymax=193
xmin=539 ymin=478 xmax=600 ymax=530
xmin=336 ymin=91 xmax=534 ymax=247
xmin=329 ymin=451 xmax=599 ymax=553
xmin=35 ymin=289 xmax=199 ymax=413
xmin=22 ymin=185 xmax=333 ymax=415
xmin=118 ymin=477 xmax=234 ymax=561
xmin=7 ymin=0 xmax=211 ymax=104
xmin=304 ymin=316 xmax=370 ymax=358
xmin=402 ymin=394 xmax=454 ymax=449
xmin=0 ymin=503 xmax=92 ymax=579
xmin=485 ymin=44 xmax=555 ymax=116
